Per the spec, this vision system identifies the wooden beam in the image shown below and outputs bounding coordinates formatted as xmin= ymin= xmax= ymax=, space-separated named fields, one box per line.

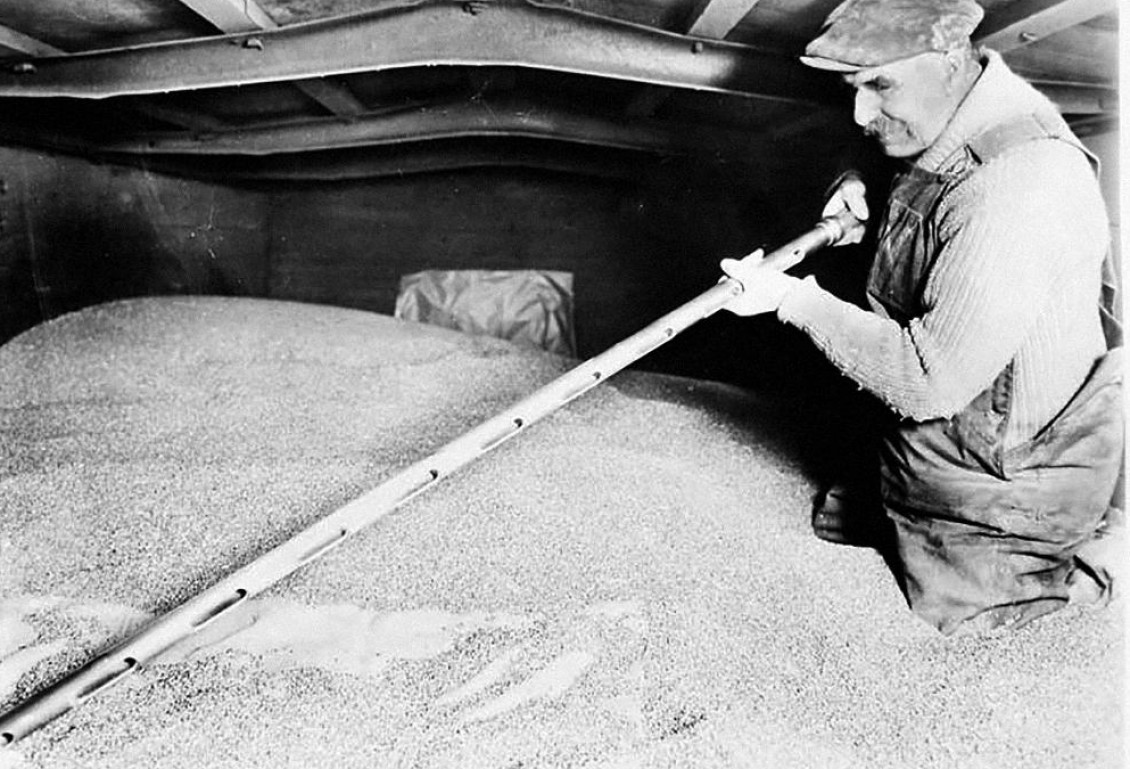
xmin=686 ymin=0 xmax=762 ymax=39
xmin=0 ymin=3 xmax=828 ymax=106
xmin=172 ymin=0 xmax=367 ymax=117
xmin=97 ymin=97 xmax=769 ymax=158
xmin=975 ymin=0 xmax=1117 ymax=53
xmin=291 ymin=78 xmax=366 ymax=119
xmin=0 ymin=23 xmax=64 ymax=58
xmin=0 ymin=21 xmax=236 ymax=135
xmin=0 ymin=23 xmax=229 ymax=132
xmin=0 ymin=99 xmax=790 ymax=183
xmin=626 ymin=0 xmax=762 ymax=119
xmin=174 ymin=0 xmax=278 ymax=32
xmin=110 ymin=144 xmax=657 ymax=183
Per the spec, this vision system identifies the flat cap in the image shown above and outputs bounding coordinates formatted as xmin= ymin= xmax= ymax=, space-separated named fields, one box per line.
xmin=801 ymin=0 xmax=984 ymax=71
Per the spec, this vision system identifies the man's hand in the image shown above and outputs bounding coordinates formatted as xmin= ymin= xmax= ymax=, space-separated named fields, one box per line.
xmin=822 ymin=172 xmax=869 ymax=245
xmin=720 ymin=249 xmax=801 ymax=316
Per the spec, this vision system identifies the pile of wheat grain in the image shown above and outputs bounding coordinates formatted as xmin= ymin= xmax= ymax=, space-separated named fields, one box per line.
xmin=0 ymin=297 xmax=1121 ymax=769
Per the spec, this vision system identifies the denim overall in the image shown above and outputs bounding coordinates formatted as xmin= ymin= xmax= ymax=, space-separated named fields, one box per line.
xmin=868 ymin=113 xmax=1124 ymax=634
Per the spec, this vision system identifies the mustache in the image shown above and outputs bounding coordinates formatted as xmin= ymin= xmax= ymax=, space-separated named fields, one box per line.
xmin=865 ymin=117 xmax=899 ymax=138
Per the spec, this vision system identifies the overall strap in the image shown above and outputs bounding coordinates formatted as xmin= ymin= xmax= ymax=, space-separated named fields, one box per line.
xmin=965 ymin=112 xmax=1088 ymax=167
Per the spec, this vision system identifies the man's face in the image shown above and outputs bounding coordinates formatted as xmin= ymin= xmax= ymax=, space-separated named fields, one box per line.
xmin=843 ymin=52 xmax=961 ymax=158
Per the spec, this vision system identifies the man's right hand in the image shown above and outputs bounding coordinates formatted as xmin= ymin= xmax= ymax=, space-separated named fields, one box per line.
xmin=822 ymin=172 xmax=869 ymax=246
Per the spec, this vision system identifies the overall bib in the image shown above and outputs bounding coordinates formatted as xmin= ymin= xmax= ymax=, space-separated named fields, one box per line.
xmin=867 ymin=113 xmax=1123 ymax=634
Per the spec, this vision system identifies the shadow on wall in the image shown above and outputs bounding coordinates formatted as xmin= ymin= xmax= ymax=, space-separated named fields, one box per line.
xmin=30 ymin=211 xmax=197 ymax=319
xmin=0 ymin=148 xmax=268 ymax=342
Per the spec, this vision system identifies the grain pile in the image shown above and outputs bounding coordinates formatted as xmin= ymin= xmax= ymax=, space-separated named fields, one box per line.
xmin=0 ymin=296 xmax=1122 ymax=769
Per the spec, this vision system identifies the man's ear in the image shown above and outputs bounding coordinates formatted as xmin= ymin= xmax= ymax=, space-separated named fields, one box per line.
xmin=941 ymin=48 xmax=972 ymax=93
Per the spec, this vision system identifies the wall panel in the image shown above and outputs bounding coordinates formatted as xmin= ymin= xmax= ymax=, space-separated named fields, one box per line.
xmin=267 ymin=166 xmax=768 ymax=359
xmin=0 ymin=147 xmax=270 ymax=343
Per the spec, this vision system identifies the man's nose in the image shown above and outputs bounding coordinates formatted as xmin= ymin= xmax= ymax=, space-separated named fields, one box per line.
xmin=853 ymin=89 xmax=880 ymax=127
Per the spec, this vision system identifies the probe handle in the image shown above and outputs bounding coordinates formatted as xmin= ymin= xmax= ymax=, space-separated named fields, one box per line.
xmin=757 ymin=209 xmax=862 ymax=273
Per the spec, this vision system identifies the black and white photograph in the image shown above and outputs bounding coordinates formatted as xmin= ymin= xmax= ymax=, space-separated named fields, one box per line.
xmin=0 ymin=1 xmax=1123 ymax=767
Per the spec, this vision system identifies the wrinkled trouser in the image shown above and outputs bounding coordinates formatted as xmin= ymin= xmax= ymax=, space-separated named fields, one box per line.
xmin=880 ymin=349 xmax=1124 ymax=634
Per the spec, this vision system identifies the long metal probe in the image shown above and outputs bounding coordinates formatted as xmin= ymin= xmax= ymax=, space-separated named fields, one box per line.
xmin=0 ymin=210 xmax=856 ymax=747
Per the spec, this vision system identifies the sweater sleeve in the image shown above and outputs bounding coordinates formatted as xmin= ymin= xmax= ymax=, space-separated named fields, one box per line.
xmin=776 ymin=140 xmax=1108 ymax=421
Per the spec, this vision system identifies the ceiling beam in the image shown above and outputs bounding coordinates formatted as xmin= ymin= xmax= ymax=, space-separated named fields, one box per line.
xmin=975 ymin=0 xmax=1117 ymax=53
xmin=290 ymin=77 xmax=366 ymax=118
xmin=0 ymin=121 xmax=658 ymax=182
xmin=0 ymin=0 xmax=827 ymax=106
xmin=0 ymin=119 xmax=785 ymax=184
xmin=94 ymin=97 xmax=770 ymax=158
xmin=174 ymin=0 xmax=278 ymax=32
xmin=625 ymin=0 xmax=762 ymax=119
xmin=115 ymin=144 xmax=658 ymax=183
xmin=0 ymin=23 xmax=228 ymax=132
xmin=0 ymin=23 xmax=64 ymax=58
xmin=686 ymin=0 xmax=762 ymax=39
xmin=172 ymin=0 xmax=367 ymax=118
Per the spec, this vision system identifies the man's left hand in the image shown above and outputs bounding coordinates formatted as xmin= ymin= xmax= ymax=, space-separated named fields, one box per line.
xmin=720 ymin=250 xmax=801 ymax=316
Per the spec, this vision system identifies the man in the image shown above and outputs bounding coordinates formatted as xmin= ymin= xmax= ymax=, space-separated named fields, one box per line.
xmin=720 ymin=0 xmax=1123 ymax=634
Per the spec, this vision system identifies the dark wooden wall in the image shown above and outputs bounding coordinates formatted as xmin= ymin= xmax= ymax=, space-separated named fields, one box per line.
xmin=0 ymin=145 xmax=793 ymax=381
xmin=0 ymin=146 xmax=269 ymax=341
xmin=266 ymin=165 xmax=771 ymax=358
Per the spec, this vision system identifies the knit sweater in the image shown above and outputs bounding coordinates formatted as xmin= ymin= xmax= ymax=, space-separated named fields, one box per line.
xmin=777 ymin=51 xmax=1111 ymax=448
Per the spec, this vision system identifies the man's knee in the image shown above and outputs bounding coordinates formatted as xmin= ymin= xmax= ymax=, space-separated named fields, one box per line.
xmin=1068 ymin=507 xmax=1126 ymax=605
xmin=888 ymin=511 xmax=1093 ymax=635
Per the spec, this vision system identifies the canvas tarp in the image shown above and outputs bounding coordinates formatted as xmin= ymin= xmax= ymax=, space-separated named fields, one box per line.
xmin=395 ymin=269 xmax=576 ymax=357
